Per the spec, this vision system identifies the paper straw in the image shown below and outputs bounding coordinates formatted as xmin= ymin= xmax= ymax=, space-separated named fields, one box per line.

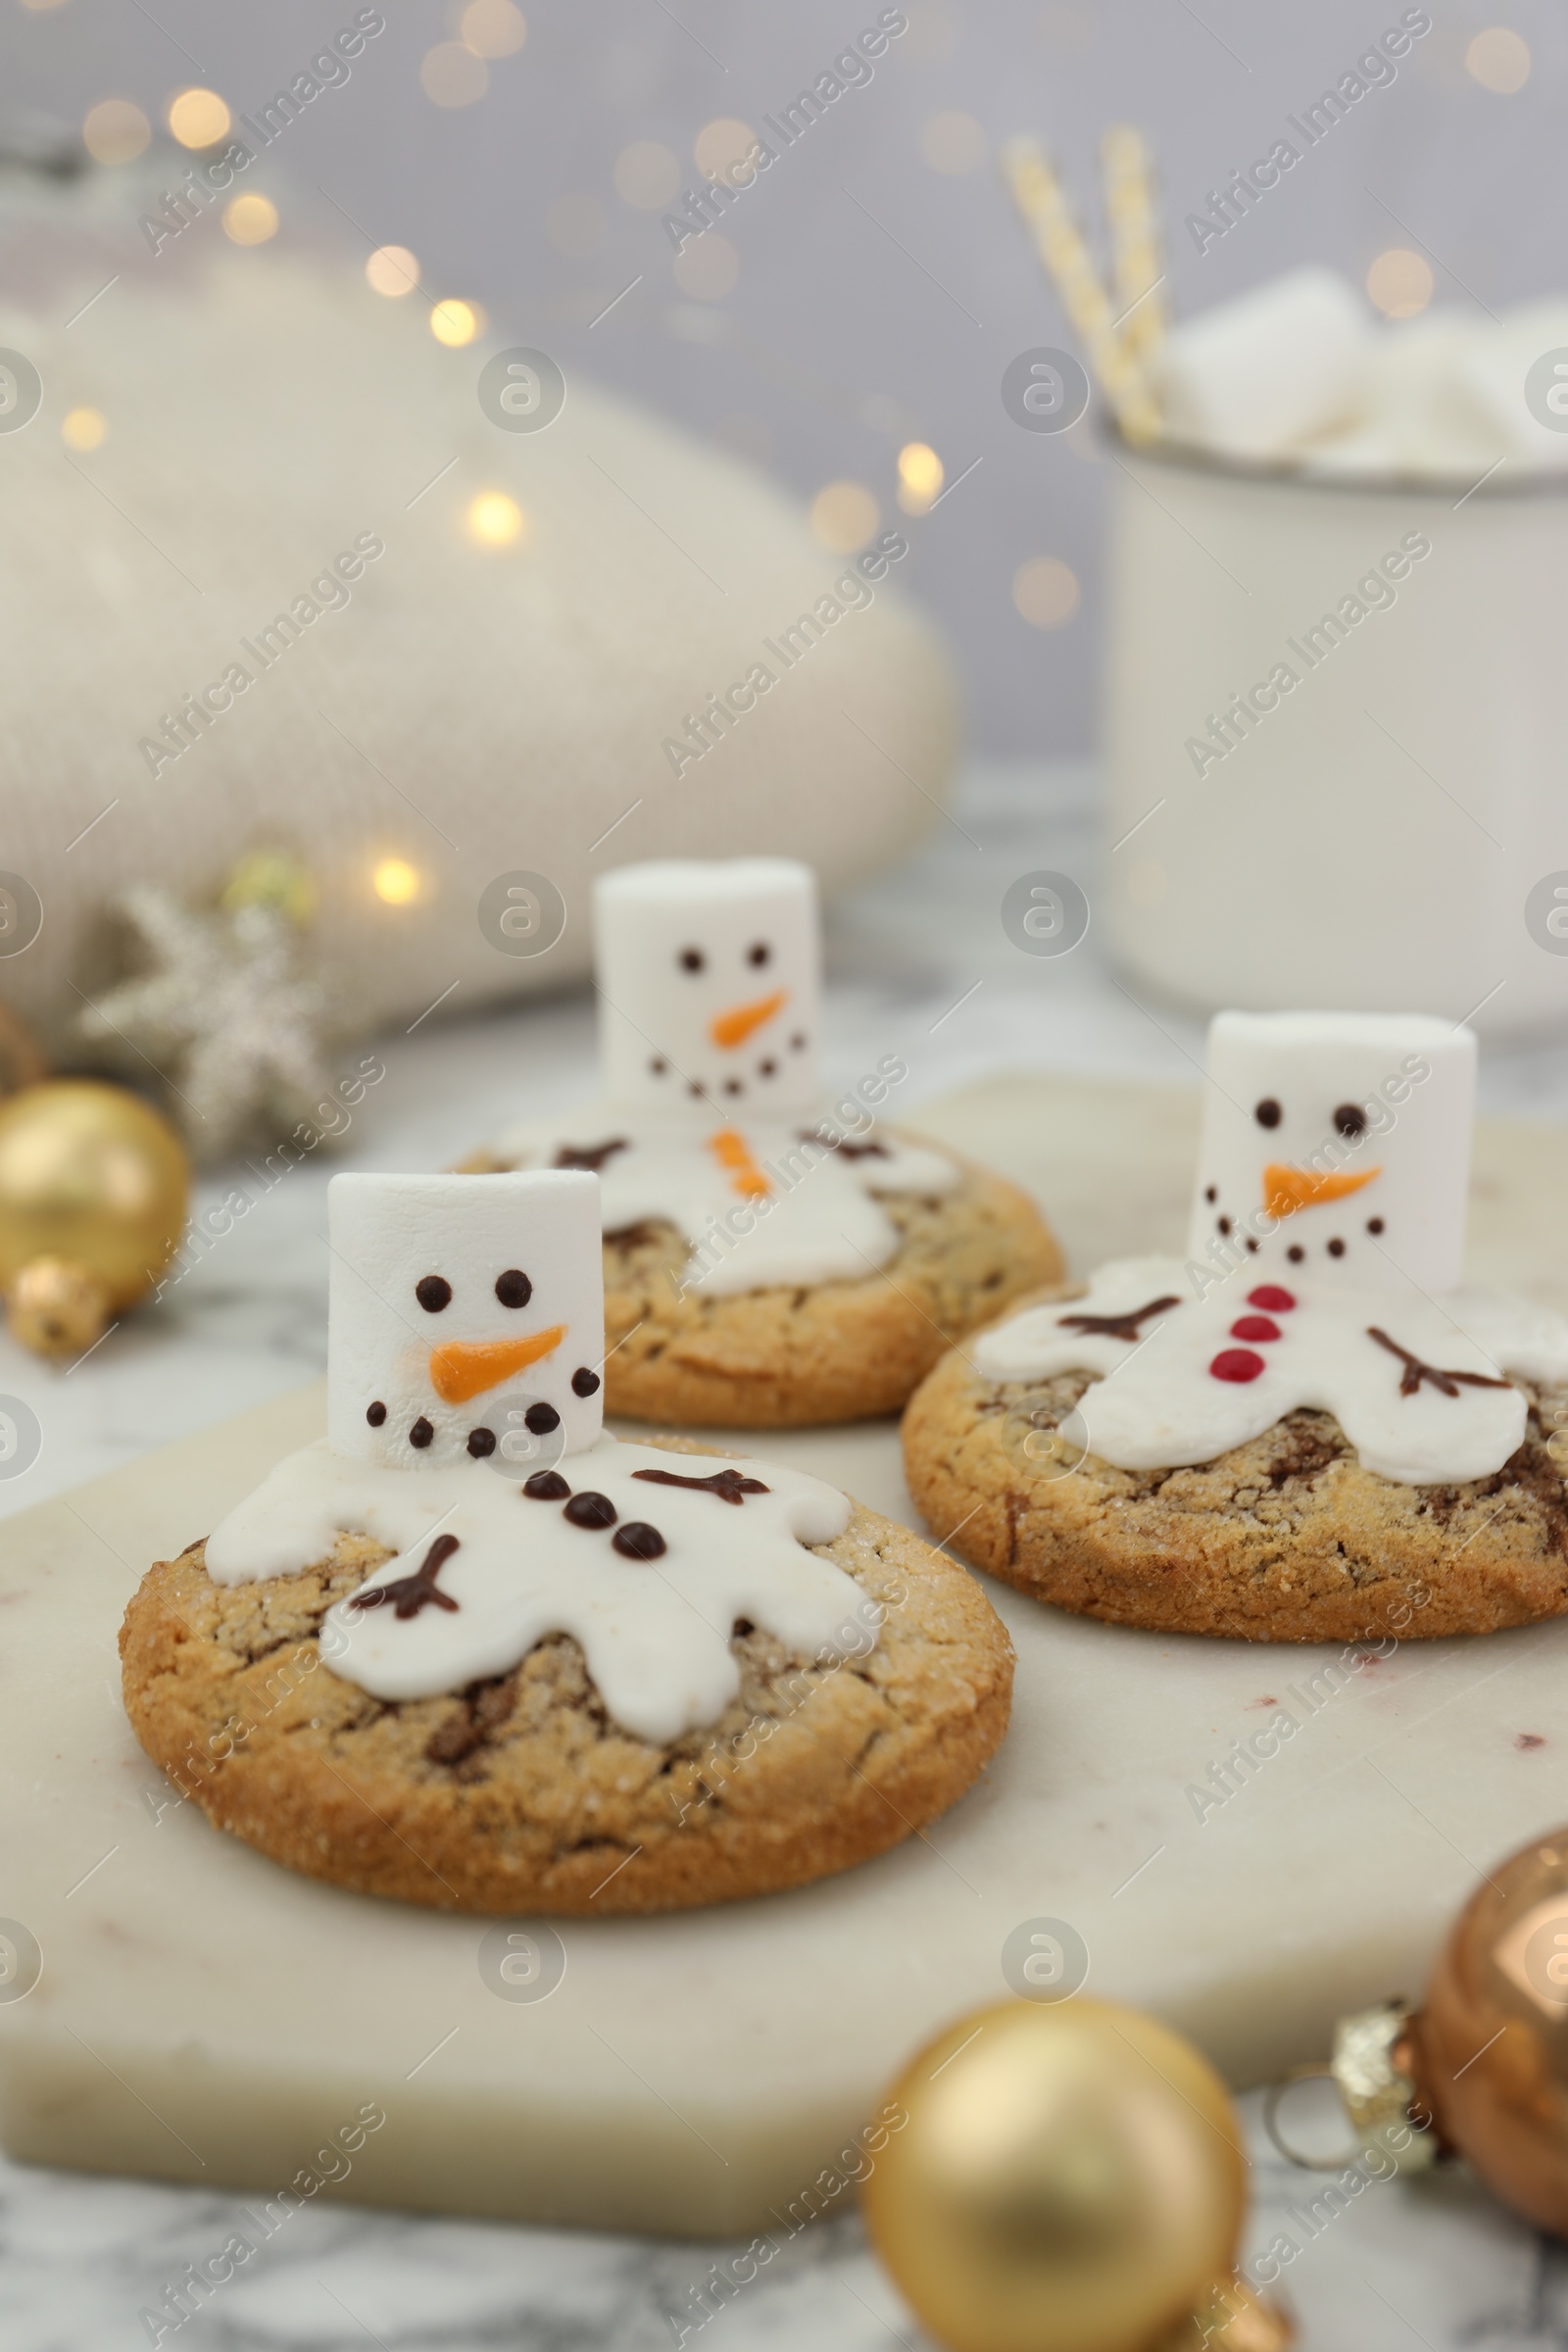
xmin=999 ymin=136 xmax=1161 ymax=444
xmin=1102 ymin=123 xmax=1168 ymax=372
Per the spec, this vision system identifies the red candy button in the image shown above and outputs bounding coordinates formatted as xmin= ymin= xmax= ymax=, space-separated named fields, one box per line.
xmin=1231 ymin=1315 xmax=1281 ymax=1342
xmin=1210 ymin=1348 xmax=1265 ymax=1383
xmin=1248 ymin=1285 xmax=1296 ymax=1312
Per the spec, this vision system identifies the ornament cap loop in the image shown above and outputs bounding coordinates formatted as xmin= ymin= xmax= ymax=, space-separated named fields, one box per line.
xmin=1264 ymin=2000 xmax=1438 ymax=2175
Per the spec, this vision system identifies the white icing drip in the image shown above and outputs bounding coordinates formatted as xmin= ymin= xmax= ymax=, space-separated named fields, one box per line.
xmin=486 ymin=1107 xmax=960 ymax=1297
xmin=204 ymin=1434 xmax=862 ymax=1745
xmin=972 ymin=1255 xmax=1568 ymax=1487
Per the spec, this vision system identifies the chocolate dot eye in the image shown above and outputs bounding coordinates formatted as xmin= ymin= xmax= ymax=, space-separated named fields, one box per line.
xmin=495 ymin=1268 xmax=532 ymax=1308
xmin=571 ymin=1366 xmax=601 ymax=1396
xmin=416 ymin=1275 xmax=452 ymax=1312
xmin=760 ymin=1057 xmax=777 ymax=1077
xmin=748 ymin=941 xmax=770 ymax=966
xmin=1334 ymin=1102 xmax=1367 ymax=1139
xmin=366 ymin=1400 xmax=386 ymax=1427
xmin=1254 ymin=1099 xmax=1282 ymax=1130
xmin=1367 ymin=1216 xmax=1385 ymax=1235
xmin=649 ymin=1055 xmax=667 ymax=1076
xmin=1327 ymin=1237 xmax=1347 ymax=1257
xmin=1204 ymin=1185 xmax=1217 ymax=1203
xmin=524 ymin=1402 xmax=560 ymax=1434
xmin=466 ymin=1427 xmax=496 ymax=1458
xmin=679 ymin=947 xmax=705 ymax=973
xmin=410 ymin=1417 xmax=434 ymax=1448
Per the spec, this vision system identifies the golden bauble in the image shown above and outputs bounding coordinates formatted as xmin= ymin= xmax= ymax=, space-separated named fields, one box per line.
xmin=3 ymin=1256 xmax=114 ymax=1358
xmin=862 ymin=2000 xmax=1247 ymax=2352
xmin=0 ymin=1082 xmax=189 ymax=1345
xmin=1411 ymin=1826 xmax=1568 ymax=2234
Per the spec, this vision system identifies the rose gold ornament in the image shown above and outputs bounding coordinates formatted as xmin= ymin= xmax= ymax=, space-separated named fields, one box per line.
xmin=1266 ymin=1827 xmax=1568 ymax=2235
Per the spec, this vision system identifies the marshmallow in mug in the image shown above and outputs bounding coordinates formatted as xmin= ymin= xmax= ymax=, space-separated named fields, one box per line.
xmin=1190 ymin=1010 xmax=1474 ymax=1292
xmin=1157 ymin=267 xmax=1372 ymax=461
xmin=326 ymin=1169 xmax=606 ymax=1466
xmin=595 ymin=857 xmax=822 ymax=1113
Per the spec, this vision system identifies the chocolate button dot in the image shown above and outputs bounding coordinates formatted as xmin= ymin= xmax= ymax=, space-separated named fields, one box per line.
xmin=759 ymin=1058 xmax=777 ymax=1077
xmin=1254 ymin=1098 xmax=1282 ymax=1130
xmin=1327 ymin=1238 xmax=1346 ymax=1257
xmin=1204 ymin=1185 xmax=1217 ymax=1203
xmin=466 ymin=1427 xmax=497 ymax=1457
xmin=366 ymin=1400 xmax=387 ymax=1427
xmin=416 ymin=1275 xmax=452 ymax=1312
xmin=495 ymin=1268 xmax=532 ymax=1308
xmin=1287 ymin=1246 xmax=1304 ymax=1264
xmin=723 ymin=1078 xmax=743 ymax=1096
xmin=564 ymin=1492 xmax=616 ymax=1529
xmin=613 ymin=1521 xmax=666 ymax=1560
xmin=1367 ymin=1216 xmax=1385 ymax=1234
xmin=571 ymin=1366 xmax=601 ymax=1396
xmin=650 ymin=1056 xmax=667 ymax=1075
xmin=410 ymin=1417 xmax=434 ymax=1448
xmin=524 ymin=1402 xmax=561 ymax=1434
xmin=523 ymin=1470 xmax=570 ymax=1499
xmin=1217 ymin=1215 xmax=1232 ymax=1236
xmin=790 ymin=1032 xmax=807 ymax=1050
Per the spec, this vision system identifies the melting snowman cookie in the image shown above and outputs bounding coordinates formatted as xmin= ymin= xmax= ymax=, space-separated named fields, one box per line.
xmin=488 ymin=858 xmax=960 ymax=1295
xmin=904 ymin=1011 xmax=1568 ymax=1643
xmin=207 ymin=1171 xmax=863 ymax=1742
xmin=470 ymin=858 xmax=1063 ymax=1427
xmin=122 ymin=1167 xmax=1016 ymax=1911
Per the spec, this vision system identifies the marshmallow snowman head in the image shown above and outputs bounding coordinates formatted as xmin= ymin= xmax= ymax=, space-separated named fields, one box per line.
xmin=1189 ymin=1011 xmax=1477 ymax=1292
xmin=326 ymin=1170 xmax=605 ymax=1466
xmin=594 ymin=858 xmax=821 ymax=1113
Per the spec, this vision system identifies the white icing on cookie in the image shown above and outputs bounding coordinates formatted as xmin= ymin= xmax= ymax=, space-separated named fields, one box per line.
xmin=973 ymin=1255 xmax=1568 ymax=1487
xmin=328 ymin=1170 xmax=605 ymax=1467
xmin=205 ymin=1433 xmax=862 ymax=1745
xmin=1191 ymin=1010 xmax=1476 ymax=1292
xmin=486 ymin=1109 xmax=960 ymax=1296
xmin=596 ymin=858 xmax=823 ymax=1113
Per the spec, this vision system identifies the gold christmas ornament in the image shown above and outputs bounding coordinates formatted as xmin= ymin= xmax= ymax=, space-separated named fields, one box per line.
xmin=862 ymin=1998 xmax=1287 ymax=2352
xmin=0 ymin=1080 xmax=189 ymax=1356
xmin=1267 ymin=1826 xmax=1568 ymax=2238
xmin=4 ymin=1256 xmax=114 ymax=1359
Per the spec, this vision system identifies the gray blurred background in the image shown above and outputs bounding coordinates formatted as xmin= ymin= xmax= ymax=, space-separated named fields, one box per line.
xmin=5 ymin=0 xmax=1560 ymax=753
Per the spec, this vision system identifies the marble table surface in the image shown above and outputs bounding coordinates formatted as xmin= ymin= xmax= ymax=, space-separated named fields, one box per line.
xmin=7 ymin=762 xmax=1568 ymax=2349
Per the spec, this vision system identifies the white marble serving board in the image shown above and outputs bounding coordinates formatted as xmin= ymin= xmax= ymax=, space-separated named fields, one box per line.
xmin=3 ymin=1075 xmax=1567 ymax=2239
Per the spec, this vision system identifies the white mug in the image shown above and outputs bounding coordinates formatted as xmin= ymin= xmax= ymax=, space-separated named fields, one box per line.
xmin=1101 ymin=441 xmax=1568 ymax=1035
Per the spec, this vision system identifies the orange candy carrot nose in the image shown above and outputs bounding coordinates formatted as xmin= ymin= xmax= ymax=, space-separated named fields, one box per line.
xmin=428 ymin=1324 xmax=565 ymax=1404
xmin=709 ymin=989 xmax=787 ymax=1050
xmin=1263 ymin=1162 xmax=1381 ymax=1220
xmin=709 ymin=1127 xmax=772 ymax=1199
